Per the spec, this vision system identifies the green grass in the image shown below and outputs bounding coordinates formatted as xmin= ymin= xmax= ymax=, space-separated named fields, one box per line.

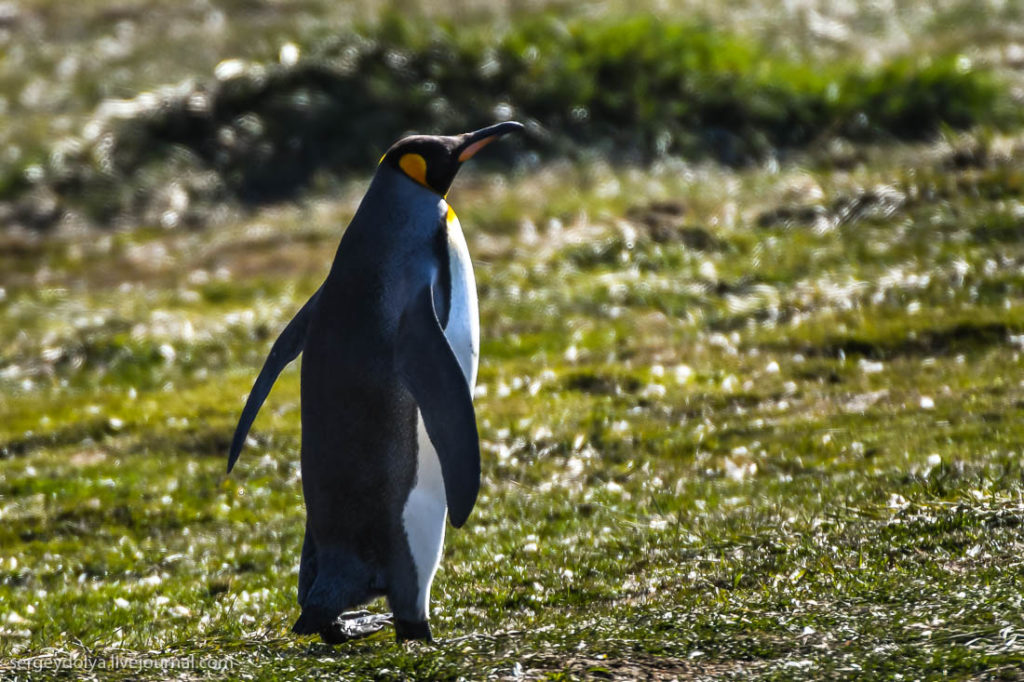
xmin=4 ymin=125 xmax=1024 ymax=678
xmin=4 ymin=0 xmax=1024 ymax=679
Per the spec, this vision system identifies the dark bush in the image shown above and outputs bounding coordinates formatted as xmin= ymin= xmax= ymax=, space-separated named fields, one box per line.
xmin=8 ymin=13 xmax=1015 ymax=228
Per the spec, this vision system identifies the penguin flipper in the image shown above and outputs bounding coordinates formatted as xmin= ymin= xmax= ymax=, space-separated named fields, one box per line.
xmin=227 ymin=286 xmax=322 ymax=473
xmin=395 ymin=283 xmax=481 ymax=528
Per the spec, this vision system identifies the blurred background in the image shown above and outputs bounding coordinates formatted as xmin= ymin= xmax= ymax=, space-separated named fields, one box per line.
xmin=0 ymin=0 xmax=1020 ymax=231
xmin=2 ymin=0 xmax=1024 ymax=678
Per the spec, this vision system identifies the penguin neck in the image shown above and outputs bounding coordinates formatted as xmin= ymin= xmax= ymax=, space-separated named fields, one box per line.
xmin=338 ymin=165 xmax=446 ymax=259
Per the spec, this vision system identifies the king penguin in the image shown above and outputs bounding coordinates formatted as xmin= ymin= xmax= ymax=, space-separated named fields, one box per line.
xmin=226 ymin=121 xmax=523 ymax=643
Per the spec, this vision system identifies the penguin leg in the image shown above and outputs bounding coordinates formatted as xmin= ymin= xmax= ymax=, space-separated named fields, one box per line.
xmin=297 ymin=522 xmax=317 ymax=607
xmin=291 ymin=548 xmax=377 ymax=643
xmin=386 ymin=546 xmax=435 ymax=643
xmin=385 ymin=415 xmax=448 ymax=642
xmin=394 ymin=618 xmax=432 ymax=641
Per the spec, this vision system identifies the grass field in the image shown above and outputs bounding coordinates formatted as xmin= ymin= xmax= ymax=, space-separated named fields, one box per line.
xmin=2 ymin=1 xmax=1024 ymax=680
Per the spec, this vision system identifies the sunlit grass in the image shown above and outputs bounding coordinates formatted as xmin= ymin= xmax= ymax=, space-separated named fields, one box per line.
xmin=3 ymin=0 xmax=1024 ymax=677
xmin=3 ymin=125 xmax=1024 ymax=677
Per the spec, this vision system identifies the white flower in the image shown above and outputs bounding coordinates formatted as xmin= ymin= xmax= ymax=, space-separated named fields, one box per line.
xmin=859 ymin=358 xmax=884 ymax=374
xmin=279 ymin=43 xmax=300 ymax=66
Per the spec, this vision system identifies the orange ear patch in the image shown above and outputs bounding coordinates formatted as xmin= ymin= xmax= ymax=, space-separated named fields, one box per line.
xmin=399 ymin=153 xmax=429 ymax=187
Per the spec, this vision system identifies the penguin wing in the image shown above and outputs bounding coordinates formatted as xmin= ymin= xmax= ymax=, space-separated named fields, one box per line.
xmin=395 ymin=281 xmax=481 ymax=528
xmin=227 ymin=286 xmax=322 ymax=473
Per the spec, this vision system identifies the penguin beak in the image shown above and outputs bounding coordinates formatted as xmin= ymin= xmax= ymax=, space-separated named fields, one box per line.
xmin=456 ymin=121 xmax=524 ymax=163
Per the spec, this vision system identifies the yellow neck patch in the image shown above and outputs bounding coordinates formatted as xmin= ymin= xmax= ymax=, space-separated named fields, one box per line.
xmin=446 ymin=204 xmax=457 ymax=225
xmin=399 ymin=153 xmax=429 ymax=189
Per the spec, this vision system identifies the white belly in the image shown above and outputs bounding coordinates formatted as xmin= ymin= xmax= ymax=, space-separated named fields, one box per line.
xmin=400 ymin=204 xmax=479 ymax=617
xmin=401 ymin=413 xmax=447 ymax=618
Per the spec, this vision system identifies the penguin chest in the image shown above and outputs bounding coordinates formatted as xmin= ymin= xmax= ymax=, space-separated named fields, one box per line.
xmin=399 ymin=205 xmax=479 ymax=615
xmin=442 ymin=207 xmax=480 ymax=387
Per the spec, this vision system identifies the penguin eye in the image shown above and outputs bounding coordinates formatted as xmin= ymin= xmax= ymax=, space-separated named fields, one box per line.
xmin=398 ymin=153 xmax=429 ymax=188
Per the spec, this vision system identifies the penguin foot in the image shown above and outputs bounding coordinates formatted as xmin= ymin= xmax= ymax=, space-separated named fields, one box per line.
xmin=327 ymin=611 xmax=392 ymax=643
xmin=394 ymin=618 xmax=433 ymax=642
xmin=293 ymin=609 xmax=392 ymax=644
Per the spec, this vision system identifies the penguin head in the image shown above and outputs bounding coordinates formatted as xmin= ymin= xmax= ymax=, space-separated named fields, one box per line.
xmin=380 ymin=121 xmax=524 ymax=196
